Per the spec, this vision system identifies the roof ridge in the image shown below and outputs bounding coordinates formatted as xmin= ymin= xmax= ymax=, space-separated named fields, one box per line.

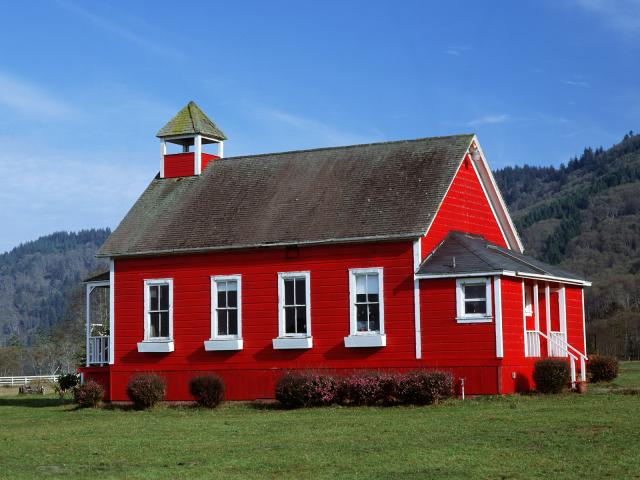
xmin=219 ymin=133 xmax=475 ymax=162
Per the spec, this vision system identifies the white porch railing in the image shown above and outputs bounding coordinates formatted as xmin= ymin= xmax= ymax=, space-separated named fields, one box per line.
xmin=548 ymin=331 xmax=567 ymax=357
xmin=88 ymin=336 xmax=110 ymax=365
xmin=0 ymin=375 xmax=59 ymax=386
xmin=536 ymin=330 xmax=587 ymax=385
xmin=526 ymin=331 xmax=541 ymax=357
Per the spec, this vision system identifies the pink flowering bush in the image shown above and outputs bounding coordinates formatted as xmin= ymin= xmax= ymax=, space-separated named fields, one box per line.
xmin=337 ymin=372 xmax=401 ymax=406
xmin=397 ymin=370 xmax=454 ymax=405
xmin=275 ymin=371 xmax=338 ymax=408
xmin=275 ymin=370 xmax=454 ymax=408
xmin=73 ymin=380 xmax=104 ymax=408
xmin=126 ymin=372 xmax=166 ymax=409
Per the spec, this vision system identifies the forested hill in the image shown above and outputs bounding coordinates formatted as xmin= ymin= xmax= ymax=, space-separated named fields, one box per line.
xmin=0 ymin=229 xmax=110 ymax=345
xmin=494 ymin=132 xmax=640 ymax=358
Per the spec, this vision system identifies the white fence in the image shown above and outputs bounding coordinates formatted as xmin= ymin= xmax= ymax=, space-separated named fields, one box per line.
xmin=0 ymin=375 xmax=59 ymax=386
xmin=88 ymin=336 xmax=110 ymax=365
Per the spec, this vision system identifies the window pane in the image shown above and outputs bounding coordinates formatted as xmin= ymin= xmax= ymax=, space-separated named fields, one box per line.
xmin=464 ymin=284 xmax=486 ymax=300
xmin=228 ymin=309 xmax=238 ymax=336
xmin=295 ymin=278 xmax=306 ymax=306
xmin=465 ymin=300 xmax=486 ymax=314
xmin=367 ymin=293 xmax=379 ymax=303
xmin=356 ymin=293 xmax=367 ymax=303
xmin=285 ymin=306 xmax=296 ymax=333
xmin=227 ymin=289 xmax=237 ymax=308
xmin=160 ymin=311 xmax=170 ymax=337
xmin=217 ymin=309 xmax=228 ymax=335
xmin=356 ymin=274 xmax=366 ymax=295
xmin=296 ymin=306 xmax=307 ymax=334
xmin=218 ymin=290 xmax=227 ymax=308
xmin=150 ymin=285 xmax=159 ymax=311
xmin=368 ymin=304 xmax=380 ymax=332
xmin=284 ymin=279 xmax=295 ymax=306
xmin=150 ymin=312 xmax=160 ymax=337
xmin=356 ymin=304 xmax=368 ymax=332
xmin=159 ymin=285 xmax=169 ymax=311
xmin=367 ymin=274 xmax=379 ymax=294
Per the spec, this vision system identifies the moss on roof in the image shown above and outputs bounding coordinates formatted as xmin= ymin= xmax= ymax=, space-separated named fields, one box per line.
xmin=156 ymin=101 xmax=227 ymax=140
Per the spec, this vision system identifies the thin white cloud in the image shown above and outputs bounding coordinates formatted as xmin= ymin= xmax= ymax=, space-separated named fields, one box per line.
xmin=56 ymin=0 xmax=183 ymax=59
xmin=255 ymin=107 xmax=371 ymax=147
xmin=573 ymin=0 xmax=640 ymax=36
xmin=444 ymin=46 xmax=471 ymax=56
xmin=0 ymin=138 xmax=152 ymax=253
xmin=467 ymin=114 xmax=511 ymax=127
xmin=0 ymin=71 xmax=74 ymax=120
xmin=562 ymin=79 xmax=590 ymax=87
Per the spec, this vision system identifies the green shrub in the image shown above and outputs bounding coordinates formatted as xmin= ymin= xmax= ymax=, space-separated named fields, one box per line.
xmin=189 ymin=374 xmax=225 ymax=408
xmin=588 ymin=355 xmax=619 ymax=383
xmin=56 ymin=373 xmax=80 ymax=399
xmin=74 ymin=381 xmax=104 ymax=408
xmin=126 ymin=373 xmax=166 ymax=409
xmin=397 ymin=370 xmax=454 ymax=405
xmin=533 ymin=359 xmax=570 ymax=393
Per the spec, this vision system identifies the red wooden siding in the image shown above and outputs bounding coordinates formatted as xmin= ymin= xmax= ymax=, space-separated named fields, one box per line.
xmin=565 ymin=286 xmax=586 ymax=355
xmin=163 ymin=152 xmax=219 ymax=178
xmin=109 ymin=241 xmax=418 ymax=401
xmin=421 ymin=154 xmax=507 ymax=255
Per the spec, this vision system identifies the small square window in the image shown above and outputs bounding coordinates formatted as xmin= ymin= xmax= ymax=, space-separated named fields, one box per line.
xmin=456 ymin=277 xmax=492 ymax=323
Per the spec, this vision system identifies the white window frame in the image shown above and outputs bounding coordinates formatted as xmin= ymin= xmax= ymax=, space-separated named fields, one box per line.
xmin=138 ymin=278 xmax=175 ymax=353
xmin=273 ymin=271 xmax=312 ymax=349
xmin=345 ymin=268 xmax=386 ymax=348
xmin=456 ymin=277 xmax=492 ymax=323
xmin=205 ymin=275 xmax=243 ymax=351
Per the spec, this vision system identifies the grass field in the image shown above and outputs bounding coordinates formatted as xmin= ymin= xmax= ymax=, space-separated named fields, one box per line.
xmin=1 ymin=364 xmax=639 ymax=480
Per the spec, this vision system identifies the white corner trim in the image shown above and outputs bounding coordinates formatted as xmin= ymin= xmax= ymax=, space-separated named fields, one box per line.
xmin=137 ymin=340 xmax=174 ymax=353
xmin=109 ymin=260 xmax=115 ymax=365
xmin=522 ymin=280 xmax=528 ymax=357
xmin=493 ymin=276 xmax=503 ymax=358
xmin=581 ymin=288 xmax=587 ymax=355
xmin=344 ymin=334 xmax=386 ymax=348
xmin=471 ymin=136 xmax=525 ymax=253
xmin=272 ymin=336 xmax=313 ymax=350
xmin=413 ymin=239 xmax=422 ymax=359
xmin=210 ymin=275 xmax=242 ymax=342
xmin=204 ymin=338 xmax=243 ymax=351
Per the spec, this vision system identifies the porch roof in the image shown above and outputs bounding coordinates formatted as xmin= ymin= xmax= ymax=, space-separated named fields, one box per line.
xmin=416 ymin=231 xmax=590 ymax=286
xmin=84 ymin=270 xmax=110 ymax=283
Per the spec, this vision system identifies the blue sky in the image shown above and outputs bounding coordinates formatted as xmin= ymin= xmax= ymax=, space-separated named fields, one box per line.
xmin=0 ymin=0 xmax=638 ymax=253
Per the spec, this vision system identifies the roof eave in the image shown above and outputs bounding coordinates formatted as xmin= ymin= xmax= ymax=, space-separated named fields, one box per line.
xmin=414 ymin=269 xmax=591 ymax=286
xmin=97 ymin=232 xmax=425 ymax=259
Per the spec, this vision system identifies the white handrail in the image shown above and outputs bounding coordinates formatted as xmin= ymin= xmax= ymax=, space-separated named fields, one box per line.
xmin=536 ymin=330 xmax=586 ymax=383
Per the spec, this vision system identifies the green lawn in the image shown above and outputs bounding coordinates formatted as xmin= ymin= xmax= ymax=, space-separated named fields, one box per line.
xmin=1 ymin=364 xmax=640 ymax=479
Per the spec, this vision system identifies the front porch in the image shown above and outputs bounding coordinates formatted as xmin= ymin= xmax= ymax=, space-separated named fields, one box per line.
xmin=85 ymin=271 xmax=112 ymax=366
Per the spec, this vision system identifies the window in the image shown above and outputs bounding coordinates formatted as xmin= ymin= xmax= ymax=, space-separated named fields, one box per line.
xmin=456 ymin=277 xmax=492 ymax=323
xmin=345 ymin=268 xmax=386 ymax=347
xmin=524 ymin=286 xmax=533 ymax=316
xmin=206 ymin=276 xmax=243 ymax=351
xmin=139 ymin=279 xmax=174 ymax=353
xmin=273 ymin=272 xmax=312 ymax=349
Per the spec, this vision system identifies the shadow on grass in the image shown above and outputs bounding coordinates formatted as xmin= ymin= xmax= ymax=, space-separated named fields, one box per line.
xmin=0 ymin=396 xmax=64 ymax=408
xmin=247 ymin=400 xmax=285 ymax=411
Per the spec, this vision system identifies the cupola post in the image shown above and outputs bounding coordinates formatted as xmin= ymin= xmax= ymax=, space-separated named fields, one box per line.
xmin=156 ymin=101 xmax=227 ymax=178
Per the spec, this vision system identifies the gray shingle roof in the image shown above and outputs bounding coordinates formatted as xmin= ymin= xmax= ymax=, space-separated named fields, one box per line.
xmin=98 ymin=135 xmax=474 ymax=258
xmin=416 ymin=231 xmax=588 ymax=283
xmin=156 ymin=101 xmax=227 ymax=141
